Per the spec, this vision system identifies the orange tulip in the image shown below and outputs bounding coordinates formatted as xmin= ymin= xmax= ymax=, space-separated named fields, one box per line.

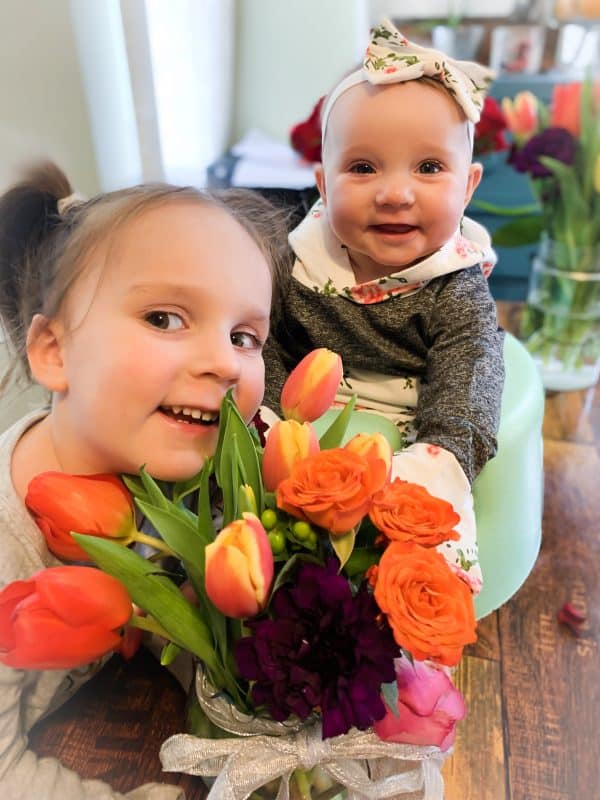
xmin=0 ymin=566 xmax=132 ymax=669
xmin=344 ymin=432 xmax=393 ymax=482
xmin=262 ymin=419 xmax=320 ymax=491
xmin=25 ymin=472 xmax=137 ymax=562
xmin=280 ymin=348 xmax=343 ymax=422
xmin=501 ymin=91 xmax=538 ymax=142
xmin=551 ymin=82 xmax=581 ymax=137
xmin=205 ymin=513 xmax=274 ymax=618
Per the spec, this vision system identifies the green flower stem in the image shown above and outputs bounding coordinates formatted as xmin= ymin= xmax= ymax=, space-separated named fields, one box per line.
xmin=292 ymin=770 xmax=313 ymax=800
xmin=129 ymin=613 xmax=172 ymax=640
xmin=469 ymin=198 xmax=541 ymax=216
xmin=126 ymin=530 xmax=177 ymax=558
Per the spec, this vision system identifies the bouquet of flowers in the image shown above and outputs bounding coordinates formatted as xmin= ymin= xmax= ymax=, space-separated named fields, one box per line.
xmin=481 ymin=80 xmax=600 ymax=386
xmin=1 ymin=349 xmax=477 ymax=800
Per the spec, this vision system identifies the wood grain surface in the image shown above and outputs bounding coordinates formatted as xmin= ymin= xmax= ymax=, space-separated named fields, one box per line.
xmin=28 ymin=302 xmax=600 ymax=799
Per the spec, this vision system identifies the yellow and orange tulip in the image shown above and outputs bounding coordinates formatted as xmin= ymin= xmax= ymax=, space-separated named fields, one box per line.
xmin=280 ymin=348 xmax=343 ymax=423
xmin=344 ymin=432 xmax=393 ymax=482
xmin=262 ymin=419 xmax=320 ymax=491
xmin=501 ymin=91 xmax=538 ymax=142
xmin=205 ymin=513 xmax=274 ymax=618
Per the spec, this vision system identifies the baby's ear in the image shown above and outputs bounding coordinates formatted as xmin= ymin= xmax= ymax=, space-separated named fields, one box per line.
xmin=26 ymin=314 xmax=68 ymax=393
xmin=314 ymin=164 xmax=327 ymax=204
xmin=464 ymin=162 xmax=483 ymax=208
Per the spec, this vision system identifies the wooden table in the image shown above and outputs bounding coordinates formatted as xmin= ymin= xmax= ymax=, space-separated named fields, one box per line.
xmin=29 ymin=302 xmax=600 ymax=799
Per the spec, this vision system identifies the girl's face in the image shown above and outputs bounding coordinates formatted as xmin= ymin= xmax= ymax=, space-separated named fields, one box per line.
xmin=45 ymin=201 xmax=272 ymax=481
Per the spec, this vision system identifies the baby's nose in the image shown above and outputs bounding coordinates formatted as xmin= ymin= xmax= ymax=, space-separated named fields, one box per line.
xmin=375 ymin=177 xmax=414 ymax=206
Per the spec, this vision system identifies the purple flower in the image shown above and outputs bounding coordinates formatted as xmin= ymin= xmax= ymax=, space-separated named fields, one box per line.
xmin=235 ymin=559 xmax=399 ymax=738
xmin=509 ymin=127 xmax=578 ymax=177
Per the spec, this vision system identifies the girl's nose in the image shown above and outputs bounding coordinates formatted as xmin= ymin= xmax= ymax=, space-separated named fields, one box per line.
xmin=189 ymin=338 xmax=241 ymax=384
xmin=375 ymin=176 xmax=415 ymax=207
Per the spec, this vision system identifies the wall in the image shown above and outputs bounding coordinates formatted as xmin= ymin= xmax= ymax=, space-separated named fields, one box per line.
xmin=0 ymin=0 xmax=99 ymax=194
xmin=233 ymin=0 xmax=369 ymax=143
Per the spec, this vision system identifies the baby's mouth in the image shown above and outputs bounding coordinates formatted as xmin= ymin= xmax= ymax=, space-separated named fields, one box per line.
xmin=159 ymin=405 xmax=220 ymax=426
xmin=372 ymin=223 xmax=416 ymax=234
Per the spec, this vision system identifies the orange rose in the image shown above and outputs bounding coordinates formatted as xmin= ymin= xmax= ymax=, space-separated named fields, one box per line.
xmin=276 ymin=447 xmax=388 ymax=535
xmin=373 ymin=542 xmax=476 ymax=667
xmin=369 ymin=478 xmax=460 ymax=547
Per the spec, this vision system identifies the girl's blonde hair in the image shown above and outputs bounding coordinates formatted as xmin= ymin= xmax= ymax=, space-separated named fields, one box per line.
xmin=0 ymin=162 xmax=290 ymax=387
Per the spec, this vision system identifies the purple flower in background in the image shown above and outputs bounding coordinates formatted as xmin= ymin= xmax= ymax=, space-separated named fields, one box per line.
xmin=509 ymin=127 xmax=578 ymax=177
xmin=235 ymin=559 xmax=398 ymax=739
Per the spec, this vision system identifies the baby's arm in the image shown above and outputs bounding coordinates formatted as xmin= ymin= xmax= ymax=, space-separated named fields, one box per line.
xmin=0 ymin=658 xmax=184 ymax=799
xmin=416 ymin=266 xmax=505 ymax=484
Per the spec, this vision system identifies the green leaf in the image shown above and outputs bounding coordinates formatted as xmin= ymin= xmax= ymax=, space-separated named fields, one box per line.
xmin=172 ymin=469 xmax=205 ymax=505
xmin=196 ymin=458 xmax=216 ymax=542
xmin=343 ymin=547 xmax=380 ymax=578
xmin=329 ymin=528 xmax=357 ymax=571
xmin=160 ymin=641 xmax=182 ymax=666
xmin=381 ymin=680 xmax=400 ymax=717
xmin=73 ymin=534 xmax=220 ymax=675
xmin=492 ymin=216 xmax=544 ymax=246
xmin=139 ymin=467 xmax=171 ymax=510
xmin=318 ymin=395 xmax=357 ymax=450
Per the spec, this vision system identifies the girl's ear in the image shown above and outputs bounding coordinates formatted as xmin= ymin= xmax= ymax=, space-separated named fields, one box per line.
xmin=314 ymin=164 xmax=327 ymax=204
xmin=26 ymin=314 xmax=68 ymax=393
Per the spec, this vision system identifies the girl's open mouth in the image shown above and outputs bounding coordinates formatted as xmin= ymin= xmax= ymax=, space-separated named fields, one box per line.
xmin=159 ymin=405 xmax=219 ymax=426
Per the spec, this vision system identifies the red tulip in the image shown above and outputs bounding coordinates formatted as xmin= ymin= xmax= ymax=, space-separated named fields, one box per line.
xmin=280 ymin=348 xmax=343 ymax=423
xmin=25 ymin=472 xmax=137 ymax=562
xmin=551 ymin=82 xmax=582 ymax=137
xmin=290 ymin=96 xmax=325 ymax=163
xmin=374 ymin=658 xmax=466 ymax=752
xmin=262 ymin=419 xmax=320 ymax=491
xmin=205 ymin=513 xmax=274 ymax=618
xmin=0 ymin=566 xmax=132 ymax=669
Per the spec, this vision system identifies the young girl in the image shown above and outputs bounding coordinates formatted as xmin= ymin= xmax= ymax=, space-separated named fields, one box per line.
xmin=0 ymin=163 xmax=286 ymax=799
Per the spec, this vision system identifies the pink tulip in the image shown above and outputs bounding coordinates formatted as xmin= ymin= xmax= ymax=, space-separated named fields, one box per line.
xmin=373 ymin=658 xmax=466 ymax=752
xmin=344 ymin=432 xmax=393 ymax=482
xmin=501 ymin=92 xmax=538 ymax=142
xmin=262 ymin=419 xmax=320 ymax=491
xmin=205 ymin=513 xmax=274 ymax=618
xmin=0 ymin=566 xmax=132 ymax=669
xmin=280 ymin=348 xmax=343 ymax=423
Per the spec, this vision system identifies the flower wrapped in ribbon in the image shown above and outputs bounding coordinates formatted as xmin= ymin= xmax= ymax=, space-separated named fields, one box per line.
xmin=0 ymin=347 xmax=478 ymax=799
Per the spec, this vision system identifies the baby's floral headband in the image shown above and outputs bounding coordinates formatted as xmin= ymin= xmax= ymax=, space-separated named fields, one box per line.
xmin=321 ymin=19 xmax=495 ymax=145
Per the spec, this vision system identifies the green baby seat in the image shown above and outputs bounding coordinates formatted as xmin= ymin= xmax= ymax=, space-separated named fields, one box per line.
xmin=312 ymin=332 xmax=545 ymax=620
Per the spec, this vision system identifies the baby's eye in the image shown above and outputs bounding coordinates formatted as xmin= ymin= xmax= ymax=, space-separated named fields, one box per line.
xmin=418 ymin=160 xmax=442 ymax=174
xmin=144 ymin=311 xmax=185 ymax=331
xmin=231 ymin=330 xmax=262 ymax=350
xmin=349 ymin=162 xmax=375 ymax=174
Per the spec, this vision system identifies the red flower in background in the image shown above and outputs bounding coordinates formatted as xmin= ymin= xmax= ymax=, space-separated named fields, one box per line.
xmin=474 ymin=96 xmax=509 ymax=156
xmin=290 ymin=96 xmax=325 ymax=163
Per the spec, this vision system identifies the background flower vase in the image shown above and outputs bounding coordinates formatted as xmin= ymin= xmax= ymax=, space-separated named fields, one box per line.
xmin=521 ymin=234 xmax=600 ymax=391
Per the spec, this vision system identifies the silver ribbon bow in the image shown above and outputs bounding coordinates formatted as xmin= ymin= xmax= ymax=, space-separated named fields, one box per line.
xmin=321 ymin=18 xmax=494 ymax=138
xmin=159 ymin=669 xmax=447 ymax=800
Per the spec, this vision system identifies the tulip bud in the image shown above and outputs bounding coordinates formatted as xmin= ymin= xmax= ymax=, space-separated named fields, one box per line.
xmin=205 ymin=512 xmax=274 ymax=618
xmin=26 ymin=472 xmax=137 ymax=562
xmin=262 ymin=419 xmax=320 ymax=491
xmin=0 ymin=566 xmax=132 ymax=669
xmin=501 ymin=92 xmax=538 ymax=143
xmin=344 ymin=432 xmax=393 ymax=482
xmin=280 ymin=348 xmax=343 ymax=422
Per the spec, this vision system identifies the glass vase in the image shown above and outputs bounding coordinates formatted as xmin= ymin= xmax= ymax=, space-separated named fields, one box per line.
xmin=185 ymin=682 xmax=346 ymax=799
xmin=521 ymin=235 xmax=600 ymax=391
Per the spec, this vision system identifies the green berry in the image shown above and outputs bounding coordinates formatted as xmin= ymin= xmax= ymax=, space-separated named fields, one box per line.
xmin=292 ymin=521 xmax=311 ymax=541
xmin=261 ymin=509 xmax=278 ymax=530
xmin=268 ymin=530 xmax=286 ymax=554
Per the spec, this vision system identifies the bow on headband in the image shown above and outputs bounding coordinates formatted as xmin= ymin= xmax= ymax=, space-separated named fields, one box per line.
xmin=321 ymin=19 xmax=495 ymax=140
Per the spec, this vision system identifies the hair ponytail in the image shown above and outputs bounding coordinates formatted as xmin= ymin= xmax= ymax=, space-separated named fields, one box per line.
xmin=0 ymin=163 xmax=72 ymax=379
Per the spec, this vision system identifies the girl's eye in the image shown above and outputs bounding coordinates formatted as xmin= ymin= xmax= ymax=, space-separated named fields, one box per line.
xmin=349 ymin=162 xmax=375 ymax=174
xmin=144 ymin=311 xmax=185 ymax=331
xmin=418 ymin=160 xmax=442 ymax=174
xmin=231 ymin=330 xmax=261 ymax=350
